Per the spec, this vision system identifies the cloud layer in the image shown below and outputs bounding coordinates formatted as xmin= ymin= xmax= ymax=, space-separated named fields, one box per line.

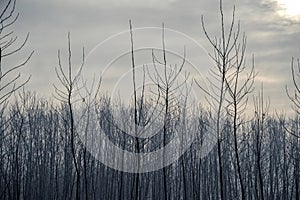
xmin=4 ymin=0 xmax=300 ymax=114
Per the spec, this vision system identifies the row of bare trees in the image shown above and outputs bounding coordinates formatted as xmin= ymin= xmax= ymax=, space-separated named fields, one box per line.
xmin=1 ymin=90 xmax=299 ymax=200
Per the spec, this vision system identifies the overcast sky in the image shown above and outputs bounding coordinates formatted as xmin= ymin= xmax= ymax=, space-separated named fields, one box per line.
xmin=2 ymin=0 xmax=300 ymax=115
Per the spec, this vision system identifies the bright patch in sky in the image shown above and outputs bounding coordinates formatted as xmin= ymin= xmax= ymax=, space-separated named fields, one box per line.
xmin=276 ymin=0 xmax=300 ymax=19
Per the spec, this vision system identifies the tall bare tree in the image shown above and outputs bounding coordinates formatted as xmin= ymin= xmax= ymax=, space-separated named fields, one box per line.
xmin=53 ymin=32 xmax=84 ymax=200
xmin=253 ymin=85 xmax=269 ymax=200
xmin=0 ymin=0 xmax=33 ymax=106
xmin=196 ymin=0 xmax=253 ymax=198
xmin=287 ymin=56 xmax=300 ymax=119
xmin=225 ymin=31 xmax=255 ymax=200
xmin=0 ymin=1 xmax=33 ymax=198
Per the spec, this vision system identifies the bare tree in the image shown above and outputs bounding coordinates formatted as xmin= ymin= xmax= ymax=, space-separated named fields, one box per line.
xmin=150 ymin=23 xmax=188 ymax=200
xmin=253 ymin=85 xmax=270 ymax=200
xmin=128 ymin=20 xmax=141 ymax=200
xmin=0 ymin=1 xmax=33 ymax=199
xmin=225 ymin=34 xmax=255 ymax=200
xmin=196 ymin=0 xmax=250 ymax=199
xmin=287 ymin=56 xmax=300 ymax=123
xmin=286 ymin=53 xmax=300 ymax=199
xmin=0 ymin=0 xmax=33 ymax=106
xmin=53 ymin=32 xmax=84 ymax=200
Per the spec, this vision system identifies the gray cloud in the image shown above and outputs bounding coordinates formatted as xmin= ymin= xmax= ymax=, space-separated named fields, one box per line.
xmin=4 ymin=0 xmax=300 ymax=114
